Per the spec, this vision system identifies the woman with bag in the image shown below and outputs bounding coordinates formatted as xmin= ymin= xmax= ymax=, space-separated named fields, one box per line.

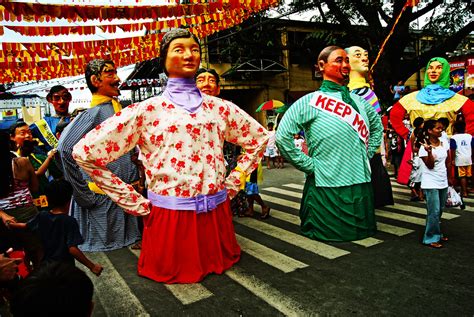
xmin=418 ymin=120 xmax=451 ymax=249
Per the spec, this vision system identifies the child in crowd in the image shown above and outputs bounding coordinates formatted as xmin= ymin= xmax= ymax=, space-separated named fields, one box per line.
xmin=234 ymin=154 xmax=271 ymax=219
xmin=264 ymin=122 xmax=277 ymax=169
xmin=418 ymin=120 xmax=450 ymax=249
xmin=450 ymin=121 xmax=474 ymax=197
xmin=408 ymin=117 xmax=424 ymax=201
xmin=294 ymin=133 xmax=304 ymax=151
xmin=387 ymin=124 xmax=405 ymax=177
xmin=5 ymin=179 xmax=103 ymax=276
xmin=243 ymin=164 xmax=271 ymax=219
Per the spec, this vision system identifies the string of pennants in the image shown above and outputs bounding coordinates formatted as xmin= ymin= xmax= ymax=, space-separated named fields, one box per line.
xmin=0 ymin=0 xmax=280 ymax=83
xmin=6 ymin=78 xmax=159 ymax=96
xmin=0 ymin=0 xmax=246 ymax=22
xmin=0 ymin=8 xmax=259 ymax=37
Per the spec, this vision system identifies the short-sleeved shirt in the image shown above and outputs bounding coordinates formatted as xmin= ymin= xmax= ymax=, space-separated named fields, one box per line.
xmin=27 ymin=211 xmax=84 ymax=264
xmin=450 ymin=133 xmax=474 ymax=166
xmin=419 ymin=141 xmax=449 ymax=189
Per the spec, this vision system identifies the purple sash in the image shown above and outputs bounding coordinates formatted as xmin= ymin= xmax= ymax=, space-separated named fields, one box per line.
xmin=148 ymin=189 xmax=227 ymax=214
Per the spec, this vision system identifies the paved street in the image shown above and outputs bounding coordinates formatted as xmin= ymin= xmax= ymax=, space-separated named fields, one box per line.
xmin=85 ymin=165 xmax=474 ymax=316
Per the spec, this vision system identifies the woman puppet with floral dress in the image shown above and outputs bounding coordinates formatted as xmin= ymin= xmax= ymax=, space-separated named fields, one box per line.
xmin=73 ymin=29 xmax=269 ymax=284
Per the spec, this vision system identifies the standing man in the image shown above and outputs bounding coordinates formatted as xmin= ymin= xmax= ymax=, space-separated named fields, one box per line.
xmin=30 ymin=85 xmax=72 ymax=151
xmin=276 ymin=46 xmax=383 ymax=242
xmin=57 ymin=59 xmax=141 ymax=252
xmin=346 ymin=45 xmax=393 ymax=208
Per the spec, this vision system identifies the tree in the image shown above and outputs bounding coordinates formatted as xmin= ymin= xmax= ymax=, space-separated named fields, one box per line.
xmin=284 ymin=0 xmax=473 ymax=106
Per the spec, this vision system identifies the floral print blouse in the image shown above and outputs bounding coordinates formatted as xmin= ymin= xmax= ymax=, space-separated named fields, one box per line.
xmin=73 ymin=95 xmax=269 ymax=216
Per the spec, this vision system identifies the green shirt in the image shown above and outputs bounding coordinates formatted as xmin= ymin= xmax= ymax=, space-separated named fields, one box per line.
xmin=276 ymin=90 xmax=383 ymax=187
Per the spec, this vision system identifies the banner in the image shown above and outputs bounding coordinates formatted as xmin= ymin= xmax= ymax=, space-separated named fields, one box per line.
xmin=449 ymin=61 xmax=465 ymax=93
xmin=1 ymin=109 xmax=18 ymax=119
xmin=466 ymin=58 xmax=474 ymax=90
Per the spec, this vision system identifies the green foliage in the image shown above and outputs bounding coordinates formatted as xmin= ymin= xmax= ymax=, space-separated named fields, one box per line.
xmin=208 ymin=15 xmax=282 ymax=64
xmin=422 ymin=0 xmax=473 ymax=35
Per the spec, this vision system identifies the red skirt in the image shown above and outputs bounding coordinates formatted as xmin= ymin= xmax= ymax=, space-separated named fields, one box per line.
xmin=138 ymin=198 xmax=241 ymax=284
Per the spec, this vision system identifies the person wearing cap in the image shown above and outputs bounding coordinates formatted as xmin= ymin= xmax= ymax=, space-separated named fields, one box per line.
xmin=57 ymin=59 xmax=141 ymax=252
xmin=30 ymin=85 xmax=72 ymax=152
xmin=72 ymin=28 xmax=269 ymax=284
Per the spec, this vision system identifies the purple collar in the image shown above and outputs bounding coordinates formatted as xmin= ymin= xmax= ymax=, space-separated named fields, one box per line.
xmin=163 ymin=77 xmax=203 ymax=113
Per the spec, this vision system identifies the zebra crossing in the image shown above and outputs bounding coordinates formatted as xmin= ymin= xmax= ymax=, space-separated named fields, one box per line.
xmin=85 ymin=179 xmax=470 ymax=316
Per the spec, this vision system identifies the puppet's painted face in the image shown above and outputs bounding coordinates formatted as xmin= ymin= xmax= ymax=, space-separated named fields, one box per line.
xmin=95 ymin=63 xmax=121 ymax=97
xmin=320 ymin=49 xmax=351 ymax=84
xmin=165 ymin=37 xmax=201 ymax=78
xmin=196 ymin=72 xmax=220 ymax=96
xmin=427 ymin=61 xmax=443 ymax=83
xmin=347 ymin=46 xmax=369 ymax=74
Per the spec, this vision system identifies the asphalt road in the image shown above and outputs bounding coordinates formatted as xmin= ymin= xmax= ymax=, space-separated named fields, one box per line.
xmin=85 ymin=164 xmax=474 ymax=316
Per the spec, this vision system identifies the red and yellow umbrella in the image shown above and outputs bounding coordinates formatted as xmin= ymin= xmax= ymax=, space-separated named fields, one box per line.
xmin=255 ymin=100 xmax=285 ymax=112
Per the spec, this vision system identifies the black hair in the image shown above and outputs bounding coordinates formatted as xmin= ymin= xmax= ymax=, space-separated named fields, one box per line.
xmin=437 ymin=117 xmax=449 ymax=129
xmin=412 ymin=117 xmax=424 ymax=149
xmin=317 ymin=46 xmax=342 ymax=64
xmin=195 ymin=68 xmax=220 ymax=85
xmin=454 ymin=121 xmax=466 ymax=134
xmin=159 ymin=28 xmax=201 ymax=76
xmin=267 ymin=122 xmax=274 ymax=128
xmin=423 ymin=119 xmax=437 ymax=132
xmin=45 ymin=179 xmax=73 ymax=208
xmin=0 ymin=131 xmax=14 ymax=198
xmin=46 ymin=85 xmax=70 ymax=102
xmin=415 ymin=119 xmax=438 ymax=146
xmin=85 ymin=59 xmax=115 ymax=93
xmin=9 ymin=121 xmax=28 ymax=137
xmin=10 ymin=262 xmax=94 ymax=317
xmin=413 ymin=117 xmax=424 ymax=129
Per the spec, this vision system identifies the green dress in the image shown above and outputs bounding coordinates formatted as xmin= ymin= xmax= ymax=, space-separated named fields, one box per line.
xmin=276 ymin=81 xmax=383 ymax=241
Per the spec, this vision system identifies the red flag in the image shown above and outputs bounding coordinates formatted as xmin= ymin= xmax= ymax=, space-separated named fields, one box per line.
xmin=405 ymin=0 xmax=419 ymax=7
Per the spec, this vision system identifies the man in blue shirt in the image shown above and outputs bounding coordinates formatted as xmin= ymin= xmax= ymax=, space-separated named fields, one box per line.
xmin=30 ymin=85 xmax=72 ymax=151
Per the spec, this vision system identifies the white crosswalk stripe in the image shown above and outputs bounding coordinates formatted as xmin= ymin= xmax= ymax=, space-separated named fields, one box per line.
xmin=224 ymin=267 xmax=312 ymax=316
xmin=234 ymin=216 xmax=350 ymax=259
xmin=352 ymin=237 xmax=384 ymax=247
xmin=265 ymin=187 xmax=302 ymax=199
xmin=85 ymin=178 xmax=471 ymax=314
xmin=235 ymin=234 xmax=309 ymax=273
xmin=386 ymin=199 xmax=459 ymax=220
xmin=129 ymin=248 xmax=214 ymax=306
xmin=260 ymin=186 xmax=420 ymax=237
xmin=252 ymin=204 xmax=386 ymax=246
xmin=377 ymin=222 xmax=414 ymax=236
xmin=375 ymin=209 xmax=425 ymax=225
xmin=260 ymin=193 xmax=300 ymax=209
xmin=283 ymin=183 xmax=305 ymax=190
xmin=390 ymin=180 xmax=472 ymax=211
xmin=84 ymin=252 xmax=149 ymax=316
